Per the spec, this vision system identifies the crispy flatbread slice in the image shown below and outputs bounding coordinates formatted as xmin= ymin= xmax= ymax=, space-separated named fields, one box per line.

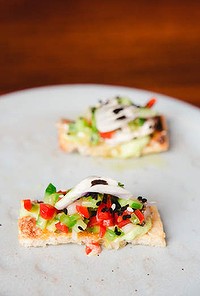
xmin=18 ymin=206 xmax=166 ymax=249
xmin=58 ymin=116 xmax=169 ymax=158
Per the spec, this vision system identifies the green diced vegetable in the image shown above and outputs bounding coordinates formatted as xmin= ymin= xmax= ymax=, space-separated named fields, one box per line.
xmin=117 ymin=136 xmax=150 ymax=158
xmin=68 ymin=122 xmax=77 ymax=134
xmin=44 ymin=193 xmax=60 ymax=206
xmin=130 ymin=213 xmax=140 ymax=225
xmin=68 ymin=117 xmax=90 ymax=135
xmin=46 ymin=218 xmax=58 ymax=232
xmin=90 ymin=107 xmax=100 ymax=145
xmin=104 ymin=229 xmax=117 ymax=242
xmin=81 ymin=196 xmax=102 ymax=208
xmin=76 ymin=117 xmax=90 ymax=130
xmin=45 ymin=183 xmax=56 ymax=196
xmin=129 ymin=200 xmax=143 ymax=210
xmin=60 ymin=213 xmax=81 ymax=228
xmin=91 ymin=108 xmax=97 ymax=130
xmin=44 ymin=183 xmax=59 ymax=205
xmin=116 ymin=97 xmax=132 ymax=106
xmin=118 ymin=198 xmax=143 ymax=210
xmin=36 ymin=216 xmax=47 ymax=230
xmin=134 ymin=118 xmax=146 ymax=126
xmin=122 ymin=218 xmax=152 ymax=242
xmin=72 ymin=220 xmax=87 ymax=233
xmin=136 ymin=108 xmax=157 ymax=118
xmin=90 ymin=132 xmax=99 ymax=145
xmin=118 ymin=198 xmax=129 ymax=207
xmin=87 ymin=225 xmax=100 ymax=234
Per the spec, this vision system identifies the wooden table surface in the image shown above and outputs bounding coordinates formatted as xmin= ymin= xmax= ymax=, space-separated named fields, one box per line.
xmin=1 ymin=0 xmax=200 ymax=107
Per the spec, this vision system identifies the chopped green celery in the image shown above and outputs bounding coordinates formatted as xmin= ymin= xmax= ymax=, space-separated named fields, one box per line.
xmin=67 ymin=113 xmax=99 ymax=145
xmin=122 ymin=218 xmax=152 ymax=242
xmin=36 ymin=216 xmax=47 ymax=230
xmin=46 ymin=218 xmax=58 ymax=232
xmin=118 ymin=198 xmax=143 ymax=210
xmin=68 ymin=117 xmax=89 ymax=135
xmin=113 ymin=136 xmax=150 ymax=158
xmin=30 ymin=203 xmax=40 ymax=215
xmin=55 ymin=213 xmax=63 ymax=220
xmin=59 ymin=213 xmax=81 ymax=228
xmin=104 ymin=229 xmax=117 ymax=242
xmin=130 ymin=213 xmax=140 ymax=225
xmin=116 ymin=97 xmax=132 ymax=106
xmin=135 ymin=118 xmax=146 ymax=126
xmin=91 ymin=108 xmax=97 ymax=130
xmin=20 ymin=203 xmax=39 ymax=219
xmin=118 ymin=198 xmax=129 ymax=207
xmin=84 ymin=218 xmax=89 ymax=224
xmin=87 ymin=225 xmax=100 ymax=234
xmin=69 ymin=124 xmax=97 ymax=145
xmin=72 ymin=220 xmax=87 ymax=233
xmin=90 ymin=107 xmax=100 ymax=145
xmin=68 ymin=122 xmax=77 ymax=134
xmin=129 ymin=200 xmax=143 ymax=210
xmin=137 ymin=108 xmax=157 ymax=118
xmin=44 ymin=193 xmax=60 ymax=206
xmin=129 ymin=118 xmax=146 ymax=130
xmin=45 ymin=183 xmax=56 ymax=196
xmin=81 ymin=195 xmax=102 ymax=208
xmin=76 ymin=117 xmax=90 ymax=130
xmin=90 ymin=132 xmax=99 ymax=145
xmin=44 ymin=183 xmax=59 ymax=206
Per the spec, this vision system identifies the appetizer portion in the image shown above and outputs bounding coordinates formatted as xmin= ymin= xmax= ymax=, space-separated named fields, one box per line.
xmin=58 ymin=97 xmax=169 ymax=158
xmin=18 ymin=176 xmax=166 ymax=255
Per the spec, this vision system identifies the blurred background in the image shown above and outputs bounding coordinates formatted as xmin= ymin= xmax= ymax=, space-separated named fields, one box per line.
xmin=1 ymin=0 xmax=200 ymax=107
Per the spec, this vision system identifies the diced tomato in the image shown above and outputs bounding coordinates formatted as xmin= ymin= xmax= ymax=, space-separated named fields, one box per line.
xmin=23 ymin=199 xmax=32 ymax=211
xmin=102 ymin=218 xmax=114 ymax=227
xmin=145 ymin=98 xmax=157 ymax=108
xmin=99 ymin=130 xmax=116 ymax=139
xmin=76 ymin=205 xmax=90 ymax=218
xmin=97 ymin=204 xmax=112 ymax=221
xmin=116 ymin=215 xmax=123 ymax=223
xmin=57 ymin=190 xmax=67 ymax=195
xmin=134 ymin=209 xmax=145 ymax=224
xmin=39 ymin=203 xmax=57 ymax=220
xmin=99 ymin=224 xmax=106 ymax=238
xmin=85 ymin=242 xmax=101 ymax=256
xmin=85 ymin=245 xmax=92 ymax=255
xmin=87 ymin=216 xmax=99 ymax=227
xmin=105 ymin=195 xmax=112 ymax=208
xmin=55 ymin=222 xmax=69 ymax=233
xmin=117 ymin=219 xmax=131 ymax=228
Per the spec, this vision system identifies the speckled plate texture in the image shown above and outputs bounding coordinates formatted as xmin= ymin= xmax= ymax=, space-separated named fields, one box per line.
xmin=0 ymin=84 xmax=200 ymax=296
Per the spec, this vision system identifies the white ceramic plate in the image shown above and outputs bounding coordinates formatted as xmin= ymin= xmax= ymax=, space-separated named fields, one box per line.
xmin=0 ymin=84 xmax=200 ymax=296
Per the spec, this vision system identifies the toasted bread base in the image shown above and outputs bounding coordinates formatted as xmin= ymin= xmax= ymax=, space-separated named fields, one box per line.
xmin=18 ymin=206 xmax=166 ymax=249
xmin=58 ymin=116 xmax=169 ymax=158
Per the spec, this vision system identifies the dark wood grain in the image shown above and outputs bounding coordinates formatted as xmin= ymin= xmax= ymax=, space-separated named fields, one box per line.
xmin=1 ymin=0 xmax=200 ymax=107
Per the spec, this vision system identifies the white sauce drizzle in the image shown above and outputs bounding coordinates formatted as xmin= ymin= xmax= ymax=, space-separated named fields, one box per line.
xmin=105 ymin=118 xmax=156 ymax=145
xmin=94 ymin=97 xmax=156 ymax=144
xmin=55 ymin=176 xmax=133 ymax=210
xmin=95 ymin=98 xmax=139 ymax=133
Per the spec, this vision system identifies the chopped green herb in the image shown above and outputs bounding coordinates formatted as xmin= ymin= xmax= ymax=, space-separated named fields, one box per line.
xmin=118 ymin=182 xmax=124 ymax=188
